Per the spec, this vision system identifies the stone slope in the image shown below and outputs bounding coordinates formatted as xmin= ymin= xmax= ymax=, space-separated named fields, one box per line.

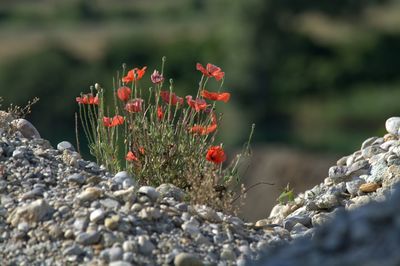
xmin=256 ymin=117 xmax=400 ymax=265
xmin=0 ymin=113 xmax=289 ymax=266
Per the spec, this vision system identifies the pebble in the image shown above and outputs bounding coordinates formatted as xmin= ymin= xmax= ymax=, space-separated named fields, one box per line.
xmin=67 ymin=173 xmax=86 ymax=185
xmin=137 ymin=186 xmax=160 ymax=202
xmin=76 ymin=231 xmax=101 ymax=245
xmin=385 ymin=117 xmax=400 ymax=135
xmin=137 ymin=235 xmax=155 ymax=255
xmin=77 ymin=187 xmax=102 ymax=202
xmin=359 ymin=182 xmax=380 ymax=193
xmin=11 ymin=119 xmax=41 ymax=139
xmin=57 ymin=141 xmax=75 ymax=151
xmin=174 ymin=252 xmax=203 ymax=266
xmin=90 ymin=209 xmax=105 ymax=223
xmin=346 ymin=178 xmax=365 ymax=196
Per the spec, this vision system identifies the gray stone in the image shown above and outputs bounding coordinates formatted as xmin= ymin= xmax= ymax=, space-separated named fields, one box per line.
xmin=362 ymin=145 xmax=385 ymax=159
xmin=113 ymin=171 xmax=131 ymax=184
xmin=8 ymin=199 xmax=53 ymax=226
xmin=195 ymin=205 xmax=222 ymax=223
xmin=346 ymin=178 xmax=365 ymax=196
xmin=109 ymin=247 xmax=123 ymax=262
xmin=137 ymin=235 xmax=155 ymax=255
xmin=75 ymin=231 xmax=101 ymax=245
xmin=90 ymin=209 xmax=105 ymax=223
xmin=57 ymin=141 xmax=75 ymax=151
xmin=283 ymin=215 xmax=311 ymax=231
xmin=328 ymin=165 xmax=348 ymax=180
xmin=77 ymin=187 xmax=102 ymax=202
xmin=220 ymin=248 xmax=237 ymax=261
xmin=63 ymin=245 xmax=84 ymax=256
xmin=137 ymin=186 xmax=160 ymax=202
xmin=100 ymin=198 xmax=120 ymax=209
xmin=67 ymin=173 xmax=86 ymax=185
xmin=11 ymin=119 xmax=41 ymax=139
xmin=109 ymin=261 xmax=133 ymax=266
xmin=385 ymin=117 xmax=400 ymax=135
xmin=174 ymin=252 xmax=203 ymax=266
xmin=156 ymin=183 xmax=186 ymax=201
xmin=361 ymin=137 xmax=378 ymax=150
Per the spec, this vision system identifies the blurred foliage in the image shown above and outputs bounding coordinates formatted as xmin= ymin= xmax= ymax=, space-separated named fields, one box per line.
xmin=0 ymin=0 xmax=400 ymax=158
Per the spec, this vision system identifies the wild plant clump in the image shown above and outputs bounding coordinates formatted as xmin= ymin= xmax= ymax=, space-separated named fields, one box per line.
xmin=76 ymin=58 xmax=253 ymax=212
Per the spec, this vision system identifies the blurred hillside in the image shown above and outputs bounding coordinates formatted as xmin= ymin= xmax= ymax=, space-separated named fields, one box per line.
xmin=1 ymin=0 xmax=400 ymax=219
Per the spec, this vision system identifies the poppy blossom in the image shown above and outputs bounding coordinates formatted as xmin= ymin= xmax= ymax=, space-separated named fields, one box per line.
xmin=117 ymin=86 xmax=132 ymax=102
xmin=151 ymin=70 xmax=164 ymax=84
xmin=76 ymin=94 xmax=99 ymax=105
xmin=103 ymin=115 xmax=124 ymax=127
xmin=206 ymin=146 xmax=226 ymax=164
xmin=138 ymin=147 xmax=145 ymax=155
xmin=190 ymin=113 xmax=217 ymax=135
xmin=186 ymin=95 xmax=208 ymax=112
xmin=122 ymin=66 xmax=147 ymax=83
xmin=125 ymin=98 xmax=144 ymax=113
xmin=126 ymin=151 xmax=138 ymax=162
xmin=196 ymin=63 xmax=225 ymax=81
xmin=160 ymin=91 xmax=184 ymax=106
xmin=157 ymin=105 xmax=164 ymax=120
xmin=190 ymin=123 xmax=217 ymax=135
xmin=201 ymin=90 xmax=230 ymax=103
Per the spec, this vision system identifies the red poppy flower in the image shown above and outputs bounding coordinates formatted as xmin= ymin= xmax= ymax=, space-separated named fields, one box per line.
xmin=76 ymin=94 xmax=99 ymax=105
xmin=103 ymin=115 xmax=124 ymax=127
xmin=160 ymin=91 xmax=184 ymax=106
xmin=157 ymin=106 xmax=164 ymax=120
xmin=138 ymin=147 xmax=145 ymax=155
xmin=151 ymin=70 xmax=164 ymax=84
xmin=201 ymin=90 xmax=230 ymax=103
xmin=125 ymin=98 xmax=143 ymax=113
xmin=206 ymin=146 xmax=226 ymax=164
xmin=117 ymin=86 xmax=132 ymax=102
xmin=190 ymin=112 xmax=217 ymax=135
xmin=126 ymin=151 xmax=138 ymax=162
xmin=186 ymin=95 xmax=209 ymax=112
xmin=122 ymin=66 xmax=147 ymax=83
xmin=196 ymin=63 xmax=225 ymax=81
xmin=190 ymin=123 xmax=217 ymax=135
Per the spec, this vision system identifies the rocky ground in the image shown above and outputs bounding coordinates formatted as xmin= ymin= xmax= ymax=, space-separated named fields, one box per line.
xmin=0 ymin=112 xmax=290 ymax=266
xmin=1 ymin=110 xmax=400 ymax=266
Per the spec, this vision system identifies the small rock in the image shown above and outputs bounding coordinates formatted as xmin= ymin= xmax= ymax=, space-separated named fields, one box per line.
xmin=156 ymin=183 xmax=186 ymax=201
xmin=359 ymin=182 xmax=380 ymax=193
xmin=195 ymin=205 xmax=222 ymax=223
xmin=90 ymin=209 xmax=105 ymax=223
xmin=77 ymin=187 xmax=102 ymax=203
xmin=57 ymin=141 xmax=75 ymax=151
xmin=283 ymin=215 xmax=311 ymax=231
xmin=361 ymin=137 xmax=378 ymax=150
xmin=137 ymin=235 xmax=155 ymax=255
xmin=76 ymin=231 xmax=101 ymax=245
xmin=346 ymin=178 xmax=365 ymax=196
xmin=113 ymin=171 xmax=131 ymax=184
xmin=67 ymin=173 xmax=86 ymax=185
xmin=11 ymin=119 xmax=40 ymax=139
xmin=105 ymin=215 xmax=120 ymax=230
xmin=385 ymin=117 xmax=400 ymax=135
xmin=100 ymin=198 xmax=120 ymax=209
xmin=328 ymin=166 xmax=348 ymax=180
xmin=137 ymin=186 xmax=159 ymax=202
xmin=174 ymin=252 xmax=203 ymax=266
xmin=109 ymin=247 xmax=123 ymax=262
xmin=63 ymin=245 xmax=84 ymax=256
xmin=109 ymin=261 xmax=133 ymax=266
xmin=220 ymin=248 xmax=237 ymax=261
xmin=8 ymin=199 xmax=52 ymax=226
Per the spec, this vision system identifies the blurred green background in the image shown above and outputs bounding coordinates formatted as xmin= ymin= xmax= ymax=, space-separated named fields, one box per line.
xmin=1 ymin=0 xmax=400 ymax=219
